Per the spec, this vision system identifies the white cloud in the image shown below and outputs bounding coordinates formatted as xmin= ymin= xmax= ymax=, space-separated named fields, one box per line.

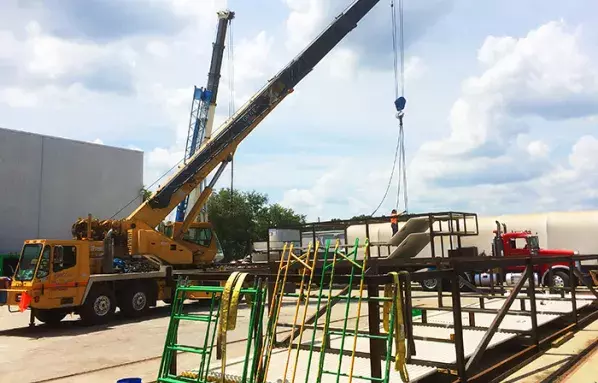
xmin=3 ymin=1 xmax=598 ymax=224
xmin=284 ymin=0 xmax=326 ymax=51
xmin=144 ymin=147 xmax=185 ymax=190
xmin=527 ymin=140 xmax=549 ymax=158
xmin=568 ymin=135 xmax=598 ymax=172
xmin=407 ymin=20 xmax=598 ymax=214
xmin=0 ymin=87 xmax=38 ymax=107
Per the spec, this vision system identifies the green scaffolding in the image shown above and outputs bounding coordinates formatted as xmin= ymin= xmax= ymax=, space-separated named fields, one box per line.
xmin=156 ymin=277 xmax=267 ymax=383
xmin=156 ymin=238 xmax=405 ymax=383
xmin=262 ymin=238 xmax=400 ymax=383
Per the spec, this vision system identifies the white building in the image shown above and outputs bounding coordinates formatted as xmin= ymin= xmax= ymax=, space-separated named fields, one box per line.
xmin=0 ymin=128 xmax=144 ymax=252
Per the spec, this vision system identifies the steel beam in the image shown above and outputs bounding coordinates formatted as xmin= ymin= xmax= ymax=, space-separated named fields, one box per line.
xmin=572 ymin=267 xmax=598 ymax=300
xmin=367 ymin=278 xmax=383 ymax=380
xmin=451 ymin=270 xmax=467 ymax=381
xmin=465 ymin=265 xmax=530 ymax=372
xmin=527 ymin=260 xmax=539 ymax=347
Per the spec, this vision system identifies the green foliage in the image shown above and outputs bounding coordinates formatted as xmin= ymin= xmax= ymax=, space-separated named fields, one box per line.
xmin=350 ymin=214 xmax=371 ymax=220
xmin=208 ymin=189 xmax=306 ymax=261
xmin=141 ymin=186 xmax=152 ymax=202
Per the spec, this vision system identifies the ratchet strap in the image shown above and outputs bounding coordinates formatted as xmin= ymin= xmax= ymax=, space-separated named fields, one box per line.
xmin=383 ymin=271 xmax=410 ymax=382
xmin=218 ymin=272 xmax=249 ymax=382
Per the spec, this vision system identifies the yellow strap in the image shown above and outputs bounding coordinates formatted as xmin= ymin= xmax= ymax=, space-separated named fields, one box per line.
xmin=387 ymin=272 xmax=410 ymax=382
xmin=228 ymin=272 xmax=249 ymax=330
xmin=218 ymin=272 xmax=249 ymax=382
xmin=383 ymin=283 xmax=392 ymax=332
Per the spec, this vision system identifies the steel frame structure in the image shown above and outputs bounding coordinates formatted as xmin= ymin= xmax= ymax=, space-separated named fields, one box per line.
xmin=265 ymin=211 xmax=480 ymax=263
xmin=166 ymin=250 xmax=598 ymax=383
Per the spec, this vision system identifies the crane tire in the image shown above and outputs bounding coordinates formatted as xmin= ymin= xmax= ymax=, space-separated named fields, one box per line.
xmin=119 ymin=284 xmax=150 ymax=318
xmin=80 ymin=286 xmax=116 ymax=325
xmin=34 ymin=309 xmax=67 ymax=326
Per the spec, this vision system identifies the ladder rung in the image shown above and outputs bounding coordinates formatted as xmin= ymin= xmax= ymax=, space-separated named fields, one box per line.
xmin=321 ymin=370 xmax=384 ymax=382
xmin=337 ymin=295 xmax=392 ymax=302
xmin=173 ymin=314 xmax=217 ymax=323
xmin=282 ymin=293 xmax=392 ymax=302
xmin=167 ymin=344 xmax=208 ymax=354
xmin=157 ymin=376 xmax=203 ymax=383
xmin=158 ymin=377 xmax=194 ymax=383
xmin=328 ymin=330 xmax=388 ymax=340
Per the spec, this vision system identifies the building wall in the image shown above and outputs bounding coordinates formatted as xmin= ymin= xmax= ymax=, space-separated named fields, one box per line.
xmin=0 ymin=128 xmax=143 ymax=252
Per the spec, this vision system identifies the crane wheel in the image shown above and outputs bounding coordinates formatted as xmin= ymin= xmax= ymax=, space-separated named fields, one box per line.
xmin=34 ymin=309 xmax=67 ymax=326
xmin=119 ymin=284 xmax=150 ymax=318
xmin=80 ymin=286 xmax=116 ymax=325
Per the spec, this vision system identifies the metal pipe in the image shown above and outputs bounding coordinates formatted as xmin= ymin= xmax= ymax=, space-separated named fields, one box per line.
xmin=527 ymin=260 xmax=539 ymax=347
xmin=465 ymin=265 xmax=531 ymax=371
xmin=569 ymin=260 xmax=578 ymax=327
xmin=451 ymin=268 xmax=467 ymax=382
xmin=102 ymin=228 xmax=114 ymax=273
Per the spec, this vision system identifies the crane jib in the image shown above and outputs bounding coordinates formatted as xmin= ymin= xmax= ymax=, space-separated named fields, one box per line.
xmin=148 ymin=0 xmax=380 ymax=210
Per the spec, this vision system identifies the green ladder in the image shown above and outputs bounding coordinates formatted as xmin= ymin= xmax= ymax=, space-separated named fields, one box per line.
xmin=260 ymin=238 xmax=400 ymax=383
xmin=312 ymin=238 xmax=398 ymax=383
xmin=157 ymin=278 xmax=266 ymax=383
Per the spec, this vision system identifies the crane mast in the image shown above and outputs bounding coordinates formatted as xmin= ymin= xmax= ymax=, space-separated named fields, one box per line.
xmin=175 ymin=10 xmax=234 ymax=223
xmin=125 ymin=0 xmax=380 ymax=232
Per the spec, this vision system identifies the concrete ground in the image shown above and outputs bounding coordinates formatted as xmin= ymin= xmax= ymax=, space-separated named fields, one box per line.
xmin=500 ymin=317 xmax=598 ymax=383
xmin=0 ymin=291 xmax=402 ymax=383
xmin=562 ymin=344 xmax=598 ymax=382
xmin=1 ymin=291 xmax=594 ymax=383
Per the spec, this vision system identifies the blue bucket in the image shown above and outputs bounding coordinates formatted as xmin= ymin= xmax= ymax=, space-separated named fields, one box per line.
xmin=117 ymin=378 xmax=142 ymax=383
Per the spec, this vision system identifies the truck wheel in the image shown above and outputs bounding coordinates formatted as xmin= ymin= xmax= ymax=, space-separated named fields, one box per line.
xmin=34 ymin=309 xmax=66 ymax=325
xmin=420 ymin=278 xmax=439 ymax=292
xmin=551 ymin=271 xmax=570 ymax=290
xmin=80 ymin=287 xmax=116 ymax=325
xmin=119 ymin=285 xmax=150 ymax=318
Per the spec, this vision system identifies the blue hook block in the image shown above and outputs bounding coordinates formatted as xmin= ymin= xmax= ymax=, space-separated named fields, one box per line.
xmin=394 ymin=96 xmax=407 ymax=112
xmin=117 ymin=378 xmax=142 ymax=383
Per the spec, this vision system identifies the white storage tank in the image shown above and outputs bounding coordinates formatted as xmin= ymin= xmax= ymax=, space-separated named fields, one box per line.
xmin=346 ymin=211 xmax=598 ymax=259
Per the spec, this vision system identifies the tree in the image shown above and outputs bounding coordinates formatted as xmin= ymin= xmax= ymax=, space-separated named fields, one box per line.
xmin=207 ymin=189 xmax=305 ymax=261
xmin=350 ymin=214 xmax=371 ymax=221
xmin=141 ymin=186 xmax=152 ymax=202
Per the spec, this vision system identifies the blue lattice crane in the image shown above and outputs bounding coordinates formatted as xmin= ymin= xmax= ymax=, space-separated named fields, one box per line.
xmin=175 ymin=10 xmax=235 ymax=222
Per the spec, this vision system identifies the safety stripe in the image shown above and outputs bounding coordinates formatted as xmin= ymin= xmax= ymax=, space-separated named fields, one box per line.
xmin=30 ymin=281 xmax=88 ymax=291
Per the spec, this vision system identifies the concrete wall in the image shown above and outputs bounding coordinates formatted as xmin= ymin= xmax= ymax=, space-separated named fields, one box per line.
xmin=0 ymin=128 xmax=143 ymax=252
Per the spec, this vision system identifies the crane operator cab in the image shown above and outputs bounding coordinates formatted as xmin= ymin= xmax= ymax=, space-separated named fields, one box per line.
xmin=160 ymin=221 xmax=225 ymax=264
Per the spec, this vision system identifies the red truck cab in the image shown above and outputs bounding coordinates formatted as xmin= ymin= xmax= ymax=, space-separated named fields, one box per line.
xmin=495 ymin=222 xmax=580 ymax=288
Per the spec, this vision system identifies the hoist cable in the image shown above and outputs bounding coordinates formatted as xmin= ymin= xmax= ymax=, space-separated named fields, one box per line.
xmin=399 ymin=0 xmax=405 ymax=96
xmin=397 ymin=0 xmax=408 ymax=212
xmin=391 ymin=0 xmax=400 ymax=99
xmin=370 ymin=0 xmax=405 ymax=217
xmin=110 ymin=158 xmax=184 ymax=219
xmin=370 ymin=126 xmax=401 ymax=217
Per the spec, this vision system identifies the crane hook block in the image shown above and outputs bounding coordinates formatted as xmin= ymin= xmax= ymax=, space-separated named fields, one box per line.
xmin=394 ymin=96 xmax=407 ymax=112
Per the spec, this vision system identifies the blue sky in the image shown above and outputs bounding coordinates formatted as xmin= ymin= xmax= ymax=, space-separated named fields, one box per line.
xmin=1 ymin=0 xmax=598 ymax=221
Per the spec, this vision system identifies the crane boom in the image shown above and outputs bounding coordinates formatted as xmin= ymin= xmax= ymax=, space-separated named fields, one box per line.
xmin=127 ymin=0 xmax=381 ymax=229
xmin=175 ymin=10 xmax=235 ymax=223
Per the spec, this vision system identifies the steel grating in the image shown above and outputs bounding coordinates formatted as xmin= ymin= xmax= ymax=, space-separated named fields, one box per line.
xmin=420 ymin=295 xmax=593 ymax=331
xmin=326 ymin=324 xmax=517 ymax=365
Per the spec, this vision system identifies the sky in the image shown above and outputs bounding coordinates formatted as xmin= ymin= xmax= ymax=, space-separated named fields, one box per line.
xmin=1 ymin=0 xmax=598 ymax=221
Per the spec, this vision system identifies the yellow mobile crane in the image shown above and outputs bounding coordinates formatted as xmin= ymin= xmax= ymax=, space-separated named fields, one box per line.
xmin=1 ymin=0 xmax=382 ymax=325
